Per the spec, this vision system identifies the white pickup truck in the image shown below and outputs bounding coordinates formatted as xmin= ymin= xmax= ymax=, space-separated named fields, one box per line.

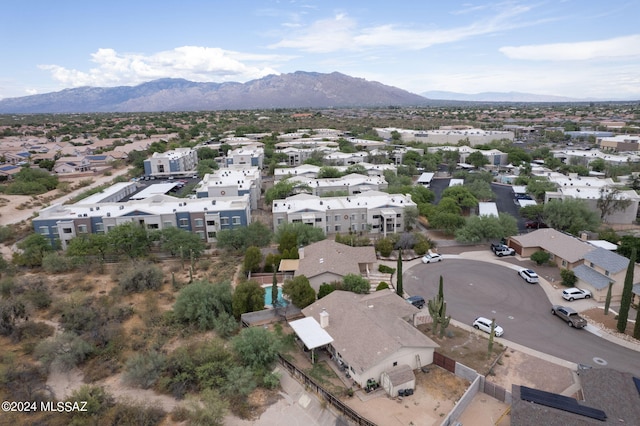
xmin=491 ymin=243 xmax=515 ymax=257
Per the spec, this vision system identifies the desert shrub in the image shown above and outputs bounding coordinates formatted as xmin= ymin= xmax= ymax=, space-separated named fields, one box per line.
xmin=560 ymin=269 xmax=577 ymax=287
xmin=262 ymin=370 xmax=281 ymax=389
xmin=68 ymin=385 xmax=115 ymax=421
xmin=173 ymin=280 xmax=233 ymax=330
xmin=0 ymin=277 xmax=14 ymax=297
xmin=184 ymin=389 xmax=228 ymax=426
xmin=1 ymin=360 xmax=48 ymax=401
xmin=42 ymin=252 xmax=76 ymax=273
xmin=530 ymin=250 xmax=551 ymax=265
xmin=82 ymin=356 xmax=121 ymax=383
xmin=375 ymin=238 xmax=394 ymax=257
xmin=212 ymin=311 xmax=238 ymax=338
xmin=342 ymin=273 xmax=370 ymax=294
xmin=101 ymin=402 xmax=166 ymax=426
xmin=378 ymin=264 xmax=396 ymax=275
xmin=12 ymin=321 xmax=54 ymax=343
xmin=117 ymin=262 xmax=164 ymax=293
xmin=34 ymin=332 xmax=94 ymax=371
xmin=376 ymin=281 xmax=389 ymax=291
xmin=123 ymin=351 xmax=167 ymax=389
xmin=14 ymin=275 xmax=52 ymax=309
xmin=317 ymin=283 xmax=336 ymax=299
xmin=232 ymin=326 xmax=281 ymax=371
xmin=0 ymin=297 xmax=28 ymax=336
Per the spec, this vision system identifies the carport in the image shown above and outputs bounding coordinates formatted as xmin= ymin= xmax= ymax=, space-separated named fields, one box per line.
xmin=289 ymin=316 xmax=333 ymax=364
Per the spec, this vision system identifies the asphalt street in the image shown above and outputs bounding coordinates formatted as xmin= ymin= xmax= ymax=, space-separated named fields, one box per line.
xmin=404 ymin=258 xmax=640 ymax=377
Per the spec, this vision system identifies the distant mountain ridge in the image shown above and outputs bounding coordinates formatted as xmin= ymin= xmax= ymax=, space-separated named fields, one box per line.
xmin=0 ymin=72 xmax=432 ymax=113
xmin=421 ymin=90 xmax=602 ymax=103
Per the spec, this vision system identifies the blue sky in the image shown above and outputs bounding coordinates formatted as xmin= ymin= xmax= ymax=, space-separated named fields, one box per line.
xmin=1 ymin=0 xmax=639 ymax=100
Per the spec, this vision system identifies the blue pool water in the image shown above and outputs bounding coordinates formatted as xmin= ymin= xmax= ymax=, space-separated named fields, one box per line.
xmin=264 ymin=287 xmax=287 ymax=307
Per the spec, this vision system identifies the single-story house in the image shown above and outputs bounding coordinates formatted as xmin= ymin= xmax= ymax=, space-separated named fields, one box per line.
xmin=511 ymin=368 xmax=640 ymax=425
xmin=508 ymin=229 xmax=595 ymax=269
xmin=572 ymin=248 xmax=640 ymax=302
xmin=295 ymin=239 xmax=377 ymax=291
xmin=301 ymin=290 xmax=438 ymax=391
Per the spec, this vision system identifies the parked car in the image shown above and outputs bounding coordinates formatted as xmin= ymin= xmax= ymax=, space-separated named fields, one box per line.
xmin=472 ymin=317 xmax=504 ymax=337
xmin=562 ymin=287 xmax=592 ymax=301
xmin=492 ymin=244 xmax=515 ymax=257
xmin=525 ymin=221 xmax=548 ymax=229
xmin=421 ymin=253 xmax=443 ymax=263
xmin=551 ymin=305 xmax=587 ymax=328
xmin=518 ymin=268 xmax=539 ymax=284
xmin=407 ymin=295 xmax=425 ymax=309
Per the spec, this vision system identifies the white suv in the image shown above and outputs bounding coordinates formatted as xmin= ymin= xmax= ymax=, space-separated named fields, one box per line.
xmin=562 ymin=287 xmax=592 ymax=301
xmin=518 ymin=268 xmax=539 ymax=284
xmin=473 ymin=317 xmax=504 ymax=337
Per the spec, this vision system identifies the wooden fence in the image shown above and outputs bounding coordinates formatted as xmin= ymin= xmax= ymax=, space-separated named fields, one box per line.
xmin=277 ymin=354 xmax=377 ymax=426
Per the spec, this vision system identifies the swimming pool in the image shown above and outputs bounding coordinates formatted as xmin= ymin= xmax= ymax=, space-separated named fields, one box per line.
xmin=263 ymin=286 xmax=288 ymax=307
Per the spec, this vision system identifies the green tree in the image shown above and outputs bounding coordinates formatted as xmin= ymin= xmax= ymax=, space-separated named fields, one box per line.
xmin=465 ymin=180 xmax=495 ymax=201
xmin=173 ymin=281 xmax=233 ymax=330
xmin=429 ymin=212 xmax=466 ymax=235
xmin=396 ymin=250 xmax=403 ymax=297
xmin=596 ymin=187 xmax=632 ymax=222
xmin=106 ymin=222 xmax=150 ymax=259
xmin=543 ymin=199 xmax=600 ymax=235
xmin=274 ymin=222 xmax=325 ymax=249
xmin=519 ymin=204 xmax=545 ymax=223
xmin=617 ymin=248 xmax=636 ymax=333
xmin=243 ymin=246 xmax=262 ymax=274
xmin=410 ymin=185 xmax=435 ymax=204
xmin=232 ymin=280 xmax=265 ymax=319
xmin=467 ymin=151 xmax=489 ymax=168
xmin=185 ymin=388 xmax=228 ymax=426
xmin=441 ymin=185 xmax=478 ymax=211
xmin=232 ymin=327 xmax=280 ymax=370
xmin=342 ymin=273 xmax=370 ymax=294
xmin=530 ymin=250 xmax=551 ymax=265
xmin=526 ymin=178 xmax=557 ymax=201
xmin=317 ymin=166 xmax=343 ymax=178
xmin=66 ymin=233 xmax=110 ymax=260
xmin=265 ymin=179 xmax=311 ymax=205
xmin=560 ymin=269 xmax=577 ymax=287
xmin=317 ymin=283 xmax=336 ymax=299
xmin=455 ymin=213 xmax=518 ymax=244
xmin=159 ymin=226 xmax=206 ymax=259
xmin=0 ymin=297 xmax=27 ymax=336
xmin=216 ymin=222 xmax=272 ymax=251
xmin=118 ymin=262 xmax=164 ymax=293
xmin=13 ymin=233 xmax=53 ymax=267
xmin=375 ymin=238 xmax=394 ymax=257
xmin=282 ymin=275 xmax=316 ymax=309
xmin=403 ymin=206 xmax=419 ymax=230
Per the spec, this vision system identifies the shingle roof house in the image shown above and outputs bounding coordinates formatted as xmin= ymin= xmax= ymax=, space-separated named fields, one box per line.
xmin=302 ymin=290 xmax=437 ymax=388
xmin=508 ymin=228 xmax=595 ymax=268
xmin=295 ymin=239 xmax=377 ymax=290
xmin=572 ymin=247 xmax=640 ymax=302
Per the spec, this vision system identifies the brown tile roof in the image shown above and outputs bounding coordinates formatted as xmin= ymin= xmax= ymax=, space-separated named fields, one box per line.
xmin=510 ymin=228 xmax=595 ymax=263
xmin=296 ymin=239 xmax=377 ymax=279
xmin=302 ymin=290 xmax=438 ymax=375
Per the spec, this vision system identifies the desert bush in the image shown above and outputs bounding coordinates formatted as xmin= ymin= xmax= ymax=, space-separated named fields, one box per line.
xmin=0 ymin=297 xmax=28 ymax=336
xmin=232 ymin=326 xmax=281 ymax=371
xmin=375 ymin=238 xmax=394 ymax=257
xmin=42 ymin=252 xmax=76 ymax=273
xmin=262 ymin=370 xmax=281 ymax=389
xmin=376 ymin=281 xmax=389 ymax=291
xmin=184 ymin=389 xmax=228 ymax=426
xmin=560 ymin=269 xmax=577 ymax=287
xmin=530 ymin=250 xmax=551 ymax=265
xmin=14 ymin=275 xmax=52 ymax=309
xmin=123 ymin=351 xmax=167 ymax=389
xmin=212 ymin=311 xmax=238 ymax=338
xmin=12 ymin=321 xmax=54 ymax=343
xmin=1 ymin=359 xmax=48 ymax=401
xmin=173 ymin=280 xmax=233 ymax=330
xmin=101 ymin=402 xmax=166 ymax=426
xmin=34 ymin=332 xmax=94 ymax=371
xmin=117 ymin=262 xmax=164 ymax=293
xmin=67 ymin=385 xmax=115 ymax=421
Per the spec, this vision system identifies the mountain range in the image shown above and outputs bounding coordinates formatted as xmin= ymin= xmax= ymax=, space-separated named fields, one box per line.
xmin=0 ymin=72 xmax=432 ymax=114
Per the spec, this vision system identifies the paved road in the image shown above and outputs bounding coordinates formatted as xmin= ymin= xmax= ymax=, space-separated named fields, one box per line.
xmin=404 ymin=259 xmax=640 ymax=376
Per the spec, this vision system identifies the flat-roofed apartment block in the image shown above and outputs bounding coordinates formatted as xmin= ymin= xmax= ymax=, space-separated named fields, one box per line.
xmin=33 ymin=185 xmax=251 ymax=249
xmin=272 ymin=191 xmax=416 ymax=236
xmin=286 ymin=173 xmax=387 ymax=197
xmin=143 ymin=147 xmax=198 ymax=178
xmin=224 ymin=146 xmax=264 ymax=168
xmin=375 ymin=126 xmax=514 ymax=146
xmin=274 ymin=162 xmax=396 ymax=182
xmin=194 ymin=166 xmax=262 ymax=210
xmin=597 ymin=135 xmax=640 ymax=152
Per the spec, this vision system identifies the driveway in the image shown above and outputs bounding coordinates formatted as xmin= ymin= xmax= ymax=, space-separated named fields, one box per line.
xmin=403 ymin=257 xmax=640 ymax=376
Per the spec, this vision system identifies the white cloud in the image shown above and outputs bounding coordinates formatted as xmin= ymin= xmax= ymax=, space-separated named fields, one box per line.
xmin=38 ymin=46 xmax=285 ymax=88
xmin=500 ymin=34 xmax=640 ymax=61
xmin=269 ymin=4 xmax=544 ymax=52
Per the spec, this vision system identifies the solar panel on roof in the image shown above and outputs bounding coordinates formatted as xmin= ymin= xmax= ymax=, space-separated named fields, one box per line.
xmin=520 ymin=386 xmax=606 ymax=421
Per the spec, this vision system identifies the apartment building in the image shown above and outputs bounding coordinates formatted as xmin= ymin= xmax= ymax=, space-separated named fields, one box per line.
xmin=224 ymin=146 xmax=264 ymax=169
xmin=274 ymin=162 xmax=396 ymax=182
xmin=143 ymin=147 xmax=198 ymax=178
xmin=376 ymin=127 xmax=514 ymax=146
xmin=33 ymin=193 xmax=251 ymax=249
xmin=272 ymin=191 xmax=416 ymax=237
xmin=194 ymin=166 xmax=261 ymax=210
xmin=286 ymin=173 xmax=388 ymax=196
xmin=597 ymin=135 xmax=640 ymax=152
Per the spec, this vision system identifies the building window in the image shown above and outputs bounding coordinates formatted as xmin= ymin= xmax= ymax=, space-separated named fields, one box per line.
xmin=361 ymin=214 xmax=365 ymax=220
xmin=351 ymin=214 xmax=356 ymax=221
xmin=179 ymin=218 xmax=189 ymax=227
xmin=207 ymin=231 xmax=217 ymax=238
xmin=220 ymin=217 xmax=229 ymax=226
xmin=62 ymin=227 xmax=73 ymax=234
xmin=561 ymin=260 xmax=567 ymax=267
xmin=206 ymin=220 xmax=216 ymax=226
xmin=335 ymin=225 xmax=341 ymax=232
xmin=147 ymin=223 xmax=159 ymax=229
xmin=605 ymin=270 xmax=610 ymax=277
xmin=334 ymin=215 xmax=339 ymax=222
xmin=163 ymin=221 xmax=173 ymax=228
xmin=232 ymin=216 xmax=241 ymax=225
xmin=39 ymin=226 xmax=49 ymax=235
xmin=77 ymin=225 xmax=88 ymax=234
xmin=326 ymin=215 xmax=331 ymax=222
xmin=196 ymin=231 xmax=205 ymax=240
xmin=95 ymin=223 xmax=104 ymax=233
xmin=194 ymin=218 xmax=204 ymax=227
xmin=362 ymin=223 xmax=367 ymax=231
